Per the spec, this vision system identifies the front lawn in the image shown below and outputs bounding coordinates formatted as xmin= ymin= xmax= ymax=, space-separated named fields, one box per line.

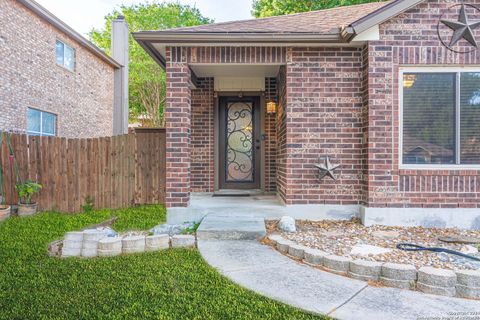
xmin=0 ymin=206 xmax=323 ymax=319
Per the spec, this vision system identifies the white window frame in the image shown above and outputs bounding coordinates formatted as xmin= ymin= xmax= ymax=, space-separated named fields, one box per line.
xmin=399 ymin=66 xmax=480 ymax=170
xmin=56 ymin=40 xmax=75 ymax=71
xmin=27 ymin=108 xmax=57 ymax=137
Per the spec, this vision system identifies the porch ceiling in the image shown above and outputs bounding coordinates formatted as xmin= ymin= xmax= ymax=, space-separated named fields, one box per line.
xmin=190 ymin=64 xmax=281 ymax=78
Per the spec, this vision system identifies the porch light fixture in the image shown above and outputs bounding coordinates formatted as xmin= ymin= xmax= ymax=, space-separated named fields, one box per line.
xmin=267 ymin=101 xmax=277 ymax=114
xmin=403 ymin=74 xmax=417 ymax=89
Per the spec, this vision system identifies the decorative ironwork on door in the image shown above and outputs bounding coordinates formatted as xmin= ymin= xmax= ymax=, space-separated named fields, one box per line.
xmin=226 ymin=102 xmax=254 ymax=182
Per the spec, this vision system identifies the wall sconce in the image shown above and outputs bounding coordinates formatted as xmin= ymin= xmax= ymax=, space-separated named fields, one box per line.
xmin=403 ymin=74 xmax=416 ymax=89
xmin=267 ymin=101 xmax=277 ymax=114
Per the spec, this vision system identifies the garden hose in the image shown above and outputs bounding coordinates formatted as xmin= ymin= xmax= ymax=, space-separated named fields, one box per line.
xmin=397 ymin=243 xmax=480 ymax=262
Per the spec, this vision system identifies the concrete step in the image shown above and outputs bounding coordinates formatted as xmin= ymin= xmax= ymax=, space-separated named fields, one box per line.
xmin=197 ymin=213 xmax=267 ymax=240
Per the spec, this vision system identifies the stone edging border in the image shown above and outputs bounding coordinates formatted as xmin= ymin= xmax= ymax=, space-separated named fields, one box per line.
xmin=267 ymin=234 xmax=480 ymax=300
xmin=49 ymin=233 xmax=197 ymax=258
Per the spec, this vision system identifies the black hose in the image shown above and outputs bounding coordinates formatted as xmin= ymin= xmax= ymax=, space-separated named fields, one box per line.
xmin=396 ymin=243 xmax=480 ymax=262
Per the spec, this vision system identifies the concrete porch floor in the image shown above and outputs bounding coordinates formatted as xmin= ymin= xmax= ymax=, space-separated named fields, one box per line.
xmin=167 ymin=192 xmax=360 ymax=225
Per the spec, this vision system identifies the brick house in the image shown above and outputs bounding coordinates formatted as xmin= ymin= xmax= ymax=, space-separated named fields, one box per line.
xmin=0 ymin=0 xmax=129 ymax=138
xmin=134 ymin=0 xmax=480 ymax=229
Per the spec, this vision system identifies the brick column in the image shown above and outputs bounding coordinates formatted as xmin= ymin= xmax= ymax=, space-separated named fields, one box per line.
xmin=165 ymin=48 xmax=192 ymax=208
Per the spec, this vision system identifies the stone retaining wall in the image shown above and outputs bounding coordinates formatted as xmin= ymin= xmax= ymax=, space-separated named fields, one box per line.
xmin=268 ymin=234 xmax=480 ymax=299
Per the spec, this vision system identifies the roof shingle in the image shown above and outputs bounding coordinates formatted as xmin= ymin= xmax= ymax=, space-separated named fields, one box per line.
xmin=164 ymin=1 xmax=391 ymax=34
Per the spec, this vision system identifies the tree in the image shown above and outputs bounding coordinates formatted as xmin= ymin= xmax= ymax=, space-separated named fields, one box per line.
xmin=90 ymin=3 xmax=212 ymax=127
xmin=252 ymin=0 xmax=386 ymax=18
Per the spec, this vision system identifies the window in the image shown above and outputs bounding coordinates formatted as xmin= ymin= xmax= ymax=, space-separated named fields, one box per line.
xmin=56 ymin=40 xmax=75 ymax=71
xmin=401 ymin=70 xmax=480 ymax=166
xmin=27 ymin=108 xmax=56 ymax=136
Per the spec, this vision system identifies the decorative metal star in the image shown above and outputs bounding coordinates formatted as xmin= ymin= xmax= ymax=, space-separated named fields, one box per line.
xmin=314 ymin=156 xmax=340 ymax=181
xmin=441 ymin=4 xmax=480 ymax=48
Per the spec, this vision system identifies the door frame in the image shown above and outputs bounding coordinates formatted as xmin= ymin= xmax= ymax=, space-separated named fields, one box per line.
xmin=214 ymin=92 xmax=265 ymax=191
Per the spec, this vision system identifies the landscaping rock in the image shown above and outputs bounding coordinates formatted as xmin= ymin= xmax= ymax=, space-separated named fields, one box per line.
xmin=122 ymin=235 xmax=146 ymax=254
xmin=276 ymin=238 xmax=294 ymax=254
xmin=460 ymin=245 xmax=478 ymax=255
xmin=303 ymin=248 xmax=328 ymax=266
xmin=146 ymin=234 xmax=170 ymax=251
xmin=372 ymin=230 xmax=400 ymax=239
xmin=350 ymin=244 xmax=391 ymax=257
xmin=98 ymin=237 xmax=122 ymax=257
xmin=323 ymin=255 xmax=351 ymax=275
xmin=380 ymin=263 xmax=417 ymax=289
xmin=171 ymin=235 xmax=196 ymax=248
xmin=349 ymin=260 xmax=383 ymax=281
xmin=288 ymin=244 xmax=306 ymax=259
xmin=278 ymin=216 xmax=296 ymax=233
xmin=151 ymin=222 xmax=195 ymax=236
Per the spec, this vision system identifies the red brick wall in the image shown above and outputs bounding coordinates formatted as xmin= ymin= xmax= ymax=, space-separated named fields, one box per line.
xmin=168 ymin=47 xmax=286 ymax=199
xmin=191 ymin=78 xmax=215 ymax=192
xmin=276 ymin=66 xmax=288 ymax=202
xmin=367 ymin=0 xmax=480 ymax=208
xmin=165 ymin=47 xmax=192 ymax=208
xmin=284 ymin=47 xmax=365 ymax=205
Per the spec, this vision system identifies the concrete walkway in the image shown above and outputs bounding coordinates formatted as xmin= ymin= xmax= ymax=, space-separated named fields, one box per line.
xmin=197 ymin=213 xmax=480 ymax=319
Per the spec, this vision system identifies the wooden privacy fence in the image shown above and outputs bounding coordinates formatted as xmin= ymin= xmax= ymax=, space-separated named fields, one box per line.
xmin=0 ymin=128 xmax=166 ymax=213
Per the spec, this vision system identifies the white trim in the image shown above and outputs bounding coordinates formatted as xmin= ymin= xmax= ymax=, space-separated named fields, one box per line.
xmin=398 ymin=66 xmax=480 ymax=170
xmin=351 ymin=25 xmax=379 ymax=42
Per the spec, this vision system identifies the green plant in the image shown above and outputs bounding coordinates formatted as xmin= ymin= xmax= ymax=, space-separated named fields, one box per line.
xmin=0 ymin=206 xmax=322 ymax=319
xmin=15 ymin=181 xmax=42 ymax=205
xmin=182 ymin=222 xmax=201 ymax=235
xmin=81 ymin=195 xmax=95 ymax=213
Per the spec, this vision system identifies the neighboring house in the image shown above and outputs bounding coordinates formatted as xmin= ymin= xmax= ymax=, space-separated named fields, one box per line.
xmin=0 ymin=0 xmax=129 ymax=138
xmin=134 ymin=0 xmax=480 ymax=229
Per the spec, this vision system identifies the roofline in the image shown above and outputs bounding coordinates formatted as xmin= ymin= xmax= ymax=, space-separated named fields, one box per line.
xmin=134 ymin=0 xmax=427 ymax=69
xmin=133 ymin=31 xmax=344 ymax=43
xmin=17 ymin=0 xmax=122 ymax=68
xmin=348 ymin=0 xmax=425 ymax=34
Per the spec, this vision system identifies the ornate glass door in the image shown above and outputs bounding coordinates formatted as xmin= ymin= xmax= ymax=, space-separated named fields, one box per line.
xmin=219 ymin=97 xmax=261 ymax=190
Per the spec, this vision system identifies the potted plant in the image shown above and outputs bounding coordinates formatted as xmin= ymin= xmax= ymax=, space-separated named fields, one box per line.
xmin=16 ymin=181 xmax=42 ymax=217
xmin=0 ymin=196 xmax=10 ymax=221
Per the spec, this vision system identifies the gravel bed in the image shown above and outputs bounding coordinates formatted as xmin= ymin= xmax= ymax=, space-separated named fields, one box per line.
xmin=266 ymin=219 xmax=480 ymax=270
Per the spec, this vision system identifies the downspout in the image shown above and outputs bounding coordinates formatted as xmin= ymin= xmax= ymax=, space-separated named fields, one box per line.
xmin=111 ymin=15 xmax=129 ymax=135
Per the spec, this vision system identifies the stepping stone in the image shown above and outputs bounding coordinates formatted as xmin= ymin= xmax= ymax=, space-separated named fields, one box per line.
xmin=350 ymin=244 xmax=391 ymax=257
xmin=197 ymin=213 xmax=266 ymax=240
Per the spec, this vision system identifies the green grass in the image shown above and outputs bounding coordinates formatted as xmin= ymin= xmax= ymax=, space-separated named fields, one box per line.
xmin=0 ymin=206 xmax=324 ymax=320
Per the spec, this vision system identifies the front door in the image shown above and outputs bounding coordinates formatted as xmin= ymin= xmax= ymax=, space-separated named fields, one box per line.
xmin=219 ymin=96 xmax=261 ymax=190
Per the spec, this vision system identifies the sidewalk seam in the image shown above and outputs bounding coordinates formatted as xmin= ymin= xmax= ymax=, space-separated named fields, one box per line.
xmin=326 ymin=284 xmax=369 ymax=316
